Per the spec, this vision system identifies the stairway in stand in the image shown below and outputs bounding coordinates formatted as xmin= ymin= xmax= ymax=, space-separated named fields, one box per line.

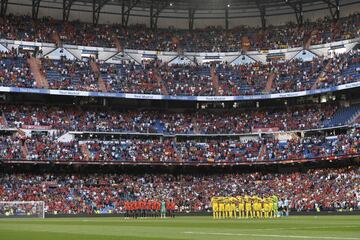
xmin=90 ymin=60 xmax=108 ymax=92
xmin=18 ymin=130 xmax=29 ymax=160
xmin=80 ymin=144 xmax=91 ymax=161
xmin=154 ymin=69 xmax=169 ymax=95
xmin=264 ymin=72 xmax=276 ymax=93
xmin=210 ymin=65 xmax=220 ymax=95
xmin=52 ymin=30 xmax=62 ymax=47
xmin=114 ymin=37 xmax=123 ymax=52
xmin=0 ymin=112 xmax=8 ymax=128
xmin=311 ymin=59 xmax=332 ymax=90
xmin=304 ymin=30 xmax=317 ymax=50
xmin=28 ymin=57 xmax=49 ymax=88
xmin=257 ymin=144 xmax=266 ymax=161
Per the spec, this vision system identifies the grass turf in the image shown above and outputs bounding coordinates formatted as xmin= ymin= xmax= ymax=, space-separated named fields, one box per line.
xmin=0 ymin=216 xmax=359 ymax=240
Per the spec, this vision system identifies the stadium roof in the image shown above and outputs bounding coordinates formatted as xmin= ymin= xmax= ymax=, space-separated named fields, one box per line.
xmin=25 ymin=0 xmax=356 ymax=11
xmin=4 ymin=0 xmax=360 ymax=28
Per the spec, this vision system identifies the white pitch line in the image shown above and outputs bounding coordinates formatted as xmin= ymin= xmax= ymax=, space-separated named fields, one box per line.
xmin=252 ymin=225 xmax=359 ymax=231
xmin=183 ymin=231 xmax=360 ymax=240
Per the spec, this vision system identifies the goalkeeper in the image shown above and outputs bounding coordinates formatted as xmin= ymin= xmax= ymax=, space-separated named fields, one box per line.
xmin=272 ymin=195 xmax=278 ymax=218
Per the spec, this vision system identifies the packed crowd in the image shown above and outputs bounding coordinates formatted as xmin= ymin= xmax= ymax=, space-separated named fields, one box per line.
xmin=216 ymin=61 xmax=271 ymax=96
xmin=262 ymin=129 xmax=360 ymax=161
xmin=159 ymin=63 xmax=214 ymax=96
xmin=42 ymin=57 xmax=98 ymax=91
xmin=0 ymin=48 xmax=354 ymax=96
xmin=271 ymin=57 xmax=325 ymax=93
xmin=0 ymin=127 xmax=359 ymax=163
xmin=1 ymin=103 xmax=338 ymax=134
xmin=99 ymin=60 xmax=162 ymax=94
xmin=85 ymin=138 xmax=177 ymax=162
xmin=0 ymin=166 xmax=358 ymax=214
xmin=309 ymin=14 xmax=360 ymax=46
xmin=25 ymin=134 xmax=83 ymax=162
xmin=0 ymin=135 xmax=22 ymax=160
xmin=0 ymin=49 xmax=35 ymax=88
xmin=0 ymin=13 xmax=359 ymax=51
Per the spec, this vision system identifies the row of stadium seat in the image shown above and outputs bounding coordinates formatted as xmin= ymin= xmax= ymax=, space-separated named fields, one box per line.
xmin=0 ymin=49 xmax=359 ymax=96
xmin=0 ymin=13 xmax=359 ymax=51
xmin=0 ymin=128 xmax=358 ymax=163
xmin=2 ymin=103 xmax=355 ymax=134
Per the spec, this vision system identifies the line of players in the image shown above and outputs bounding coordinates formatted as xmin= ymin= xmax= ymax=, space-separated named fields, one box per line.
xmin=124 ymin=200 xmax=176 ymax=218
xmin=211 ymin=196 xmax=285 ymax=219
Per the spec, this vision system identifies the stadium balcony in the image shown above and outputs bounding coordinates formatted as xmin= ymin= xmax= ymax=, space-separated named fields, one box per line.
xmin=0 ymin=49 xmax=358 ymax=100
xmin=0 ymin=103 xmax=342 ymax=134
xmin=0 ymin=105 xmax=358 ymax=166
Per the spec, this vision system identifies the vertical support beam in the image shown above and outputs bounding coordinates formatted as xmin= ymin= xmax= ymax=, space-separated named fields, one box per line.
xmin=334 ymin=0 xmax=340 ymax=20
xmin=324 ymin=0 xmax=340 ymax=21
xmin=93 ymin=0 xmax=97 ymax=25
xmin=63 ymin=0 xmax=74 ymax=22
xmin=259 ymin=6 xmax=266 ymax=30
xmin=256 ymin=1 xmax=266 ymax=30
xmin=150 ymin=2 xmax=154 ymax=29
xmin=121 ymin=0 xmax=126 ymax=27
xmin=154 ymin=14 xmax=159 ymax=30
xmin=188 ymin=8 xmax=195 ymax=32
xmin=297 ymin=2 xmax=303 ymax=26
xmin=32 ymin=0 xmax=41 ymax=20
xmin=288 ymin=1 xmax=303 ymax=27
xmin=0 ymin=0 xmax=8 ymax=17
xmin=225 ymin=8 xmax=229 ymax=31
xmin=93 ymin=0 xmax=109 ymax=25
xmin=121 ymin=0 xmax=140 ymax=28
xmin=149 ymin=0 xmax=169 ymax=31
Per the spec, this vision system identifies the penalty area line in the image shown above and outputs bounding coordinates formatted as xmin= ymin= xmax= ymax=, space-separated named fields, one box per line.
xmin=183 ymin=231 xmax=360 ymax=240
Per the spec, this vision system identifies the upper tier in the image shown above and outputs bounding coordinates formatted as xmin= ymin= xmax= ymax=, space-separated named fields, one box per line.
xmin=0 ymin=48 xmax=359 ymax=100
xmin=0 ymin=13 xmax=359 ymax=52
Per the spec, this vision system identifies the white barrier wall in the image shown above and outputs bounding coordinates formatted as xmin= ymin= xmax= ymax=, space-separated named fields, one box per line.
xmin=1 ymin=37 xmax=357 ymax=65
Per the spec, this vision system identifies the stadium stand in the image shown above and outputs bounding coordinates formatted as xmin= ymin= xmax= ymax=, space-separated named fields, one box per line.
xmin=0 ymin=7 xmax=359 ymax=222
xmin=0 ymin=50 xmax=35 ymax=88
xmin=0 ymin=127 xmax=358 ymax=163
xmin=0 ymin=13 xmax=358 ymax=51
xmin=0 ymin=166 xmax=359 ymax=214
xmin=323 ymin=104 xmax=360 ymax=127
xmin=0 ymin=50 xmax=357 ymax=96
xmin=42 ymin=57 xmax=98 ymax=91
xmin=0 ymin=103 xmax=339 ymax=133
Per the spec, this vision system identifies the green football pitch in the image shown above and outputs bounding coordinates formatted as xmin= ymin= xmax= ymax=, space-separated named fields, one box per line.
xmin=0 ymin=216 xmax=359 ymax=240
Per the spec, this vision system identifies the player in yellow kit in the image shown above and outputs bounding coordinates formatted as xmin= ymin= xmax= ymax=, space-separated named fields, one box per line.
xmin=253 ymin=196 xmax=261 ymax=218
xmin=262 ymin=197 xmax=268 ymax=218
xmin=245 ymin=196 xmax=253 ymax=218
xmin=237 ymin=196 xmax=245 ymax=219
xmin=227 ymin=197 xmax=236 ymax=218
xmin=218 ymin=197 xmax=225 ymax=219
xmin=224 ymin=197 xmax=229 ymax=218
xmin=211 ymin=197 xmax=219 ymax=219
xmin=211 ymin=195 xmax=281 ymax=220
xmin=225 ymin=197 xmax=235 ymax=218
xmin=268 ymin=197 xmax=274 ymax=218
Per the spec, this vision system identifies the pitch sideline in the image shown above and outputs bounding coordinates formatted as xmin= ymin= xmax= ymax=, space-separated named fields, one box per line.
xmin=183 ymin=231 xmax=360 ymax=240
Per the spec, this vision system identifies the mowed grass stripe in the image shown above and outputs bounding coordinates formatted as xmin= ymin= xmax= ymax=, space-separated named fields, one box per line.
xmin=0 ymin=216 xmax=359 ymax=240
xmin=183 ymin=231 xmax=360 ymax=240
xmin=0 ymin=229 xmax=184 ymax=240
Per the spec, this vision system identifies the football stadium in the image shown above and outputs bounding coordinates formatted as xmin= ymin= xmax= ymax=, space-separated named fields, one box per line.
xmin=0 ymin=0 xmax=359 ymax=239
